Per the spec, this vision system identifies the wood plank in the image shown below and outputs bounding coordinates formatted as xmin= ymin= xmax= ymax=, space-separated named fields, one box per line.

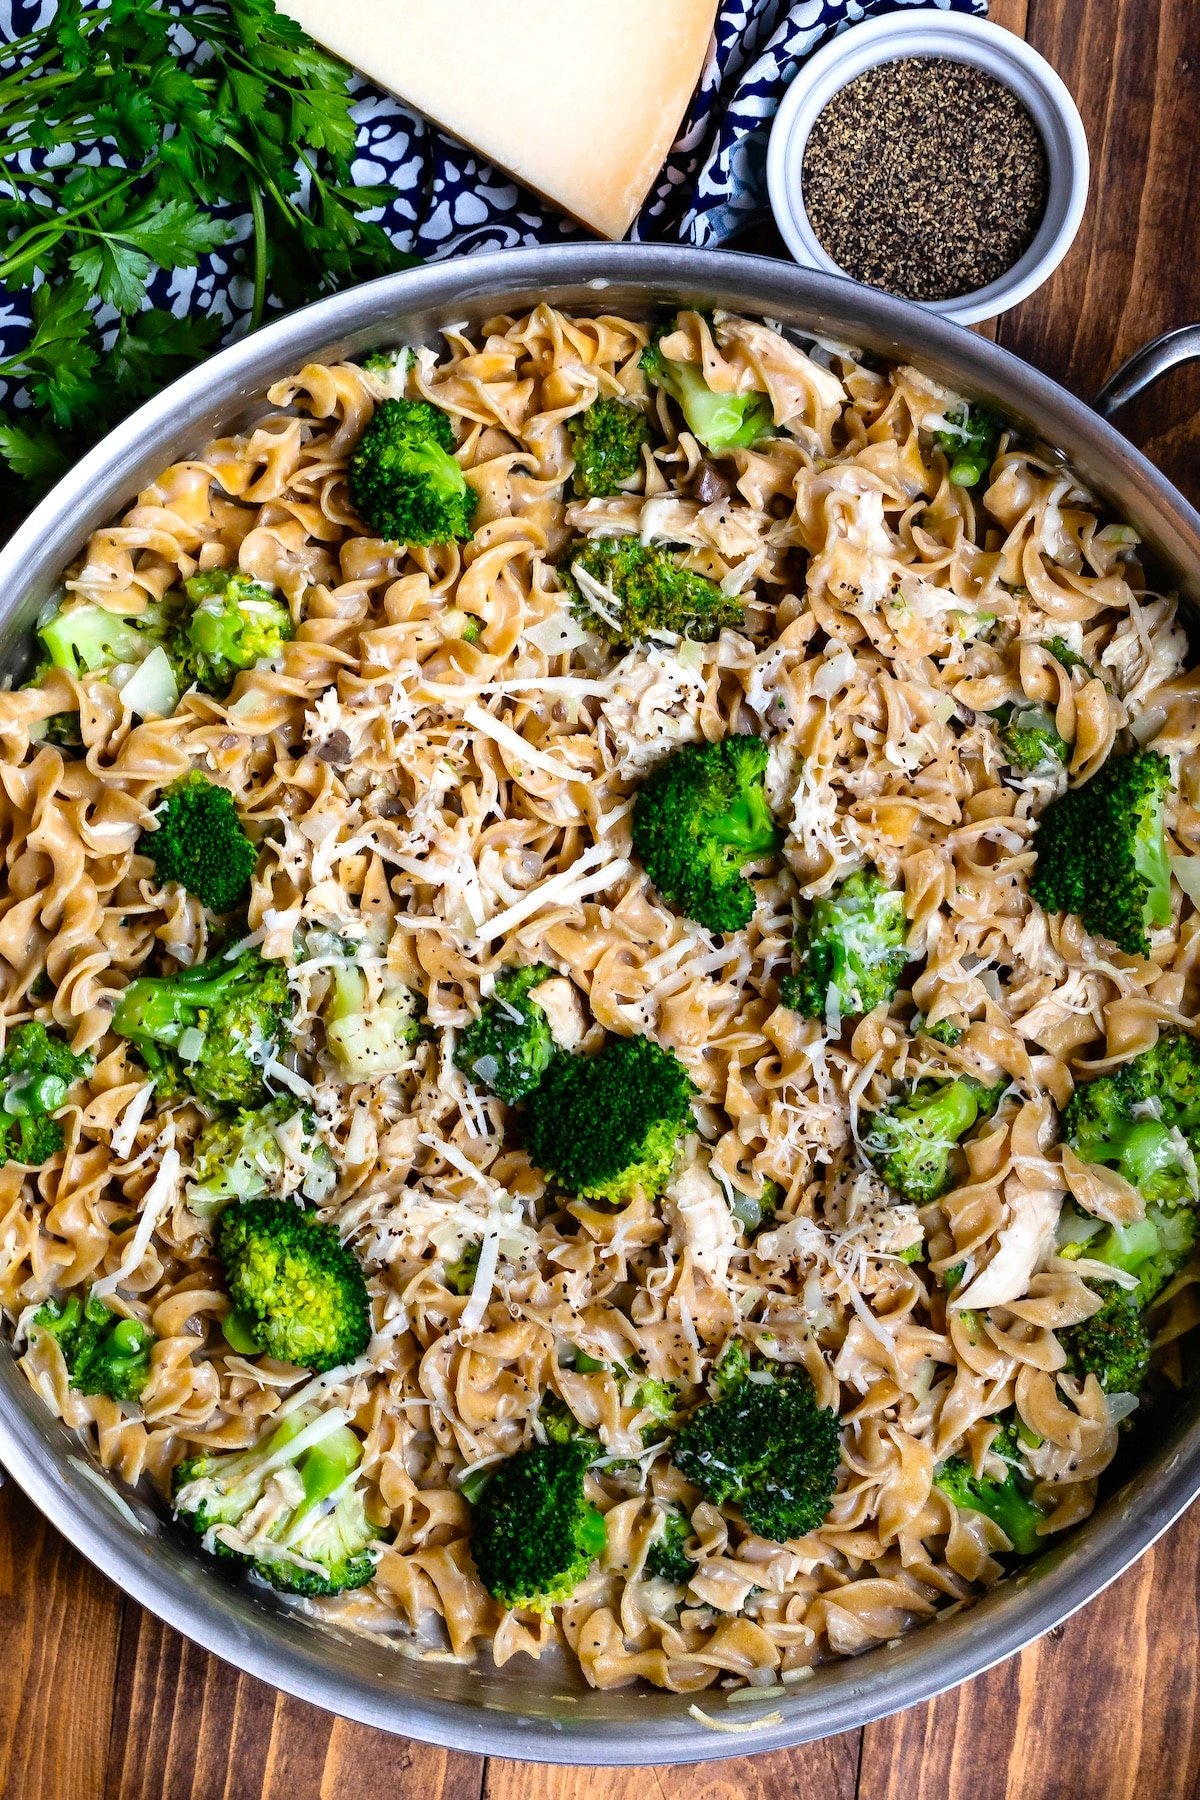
xmin=104 ymin=1604 xmax=485 ymax=1800
xmin=483 ymin=1729 xmax=860 ymax=1800
xmin=858 ymin=1495 xmax=1200 ymax=1800
xmin=997 ymin=0 xmax=1200 ymax=509
xmin=0 ymin=1478 xmax=124 ymax=1800
xmin=7 ymin=8 xmax=1200 ymax=1800
xmin=987 ymin=0 xmax=1030 ymax=34
xmin=857 ymin=10 xmax=1200 ymax=1785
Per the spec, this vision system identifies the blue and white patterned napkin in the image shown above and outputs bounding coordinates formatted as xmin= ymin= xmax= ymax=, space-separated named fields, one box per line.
xmin=1 ymin=0 xmax=986 ymax=350
xmin=365 ymin=0 xmax=989 ymax=258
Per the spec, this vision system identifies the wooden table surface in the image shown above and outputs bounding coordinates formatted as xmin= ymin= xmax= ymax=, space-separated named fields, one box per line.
xmin=3 ymin=2 xmax=1199 ymax=1797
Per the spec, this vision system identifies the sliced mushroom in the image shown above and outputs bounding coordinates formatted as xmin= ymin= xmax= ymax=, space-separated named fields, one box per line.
xmin=692 ymin=460 xmax=733 ymax=505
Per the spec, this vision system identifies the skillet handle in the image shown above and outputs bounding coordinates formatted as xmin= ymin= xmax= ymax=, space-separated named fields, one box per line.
xmin=1092 ymin=324 xmax=1200 ymax=419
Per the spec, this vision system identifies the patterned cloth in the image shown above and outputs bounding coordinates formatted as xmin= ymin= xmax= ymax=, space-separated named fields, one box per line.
xmin=360 ymin=0 xmax=988 ymax=258
xmin=1 ymin=0 xmax=986 ymax=350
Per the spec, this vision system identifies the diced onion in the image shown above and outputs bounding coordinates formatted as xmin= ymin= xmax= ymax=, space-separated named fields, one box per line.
xmin=1170 ymin=855 xmax=1200 ymax=908
xmin=116 ymin=647 xmax=178 ymax=718
xmin=1106 ymin=1391 xmax=1140 ymax=1426
xmin=524 ymin=611 xmax=591 ymax=655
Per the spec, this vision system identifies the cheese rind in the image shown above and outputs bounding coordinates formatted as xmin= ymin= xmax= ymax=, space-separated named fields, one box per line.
xmin=279 ymin=0 xmax=719 ymax=240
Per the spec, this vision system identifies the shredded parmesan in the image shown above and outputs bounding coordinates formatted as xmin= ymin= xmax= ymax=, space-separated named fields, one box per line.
xmin=462 ymin=703 xmax=582 ymax=783
xmin=475 ymin=843 xmax=631 ymax=943
xmin=460 ymin=1213 xmax=502 ymax=1331
xmin=91 ymin=1145 xmax=181 ymax=1300
xmin=110 ymin=1081 xmax=156 ymax=1159
xmin=687 ymin=1704 xmax=786 ymax=1734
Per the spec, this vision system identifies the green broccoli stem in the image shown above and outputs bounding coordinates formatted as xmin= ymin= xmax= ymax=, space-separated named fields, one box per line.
xmin=923 ymin=1081 xmax=982 ymax=1142
xmin=642 ymin=334 xmax=773 ymax=452
xmin=223 ymin=1310 xmax=261 ymax=1353
xmin=935 ymin=1431 xmax=1044 ymax=1556
xmin=710 ymin=783 xmax=779 ymax=854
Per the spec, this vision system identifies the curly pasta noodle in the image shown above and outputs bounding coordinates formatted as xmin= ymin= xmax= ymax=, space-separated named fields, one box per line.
xmin=2 ymin=305 xmax=1199 ymax=1696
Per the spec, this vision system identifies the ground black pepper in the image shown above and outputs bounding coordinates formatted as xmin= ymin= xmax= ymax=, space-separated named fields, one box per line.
xmin=801 ymin=57 xmax=1049 ymax=302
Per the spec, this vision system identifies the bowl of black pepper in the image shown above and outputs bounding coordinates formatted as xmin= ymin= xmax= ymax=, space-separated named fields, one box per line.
xmin=766 ymin=12 xmax=1089 ymax=325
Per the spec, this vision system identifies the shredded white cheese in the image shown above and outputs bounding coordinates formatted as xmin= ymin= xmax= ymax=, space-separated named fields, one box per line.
xmin=460 ymin=1213 xmax=502 ymax=1332
xmin=109 ymin=1081 xmax=156 ymax=1160
xmin=462 ymin=703 xmax=582 ymax=784
xmin=475 ymin=843 xmax=631 ymax=943
xmin=91 ymin=1145 xmax=181 ymax=1300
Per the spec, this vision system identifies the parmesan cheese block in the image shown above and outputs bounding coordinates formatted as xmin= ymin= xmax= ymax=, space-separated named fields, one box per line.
xmin=279 ymin=0 xmax=719 ymax=240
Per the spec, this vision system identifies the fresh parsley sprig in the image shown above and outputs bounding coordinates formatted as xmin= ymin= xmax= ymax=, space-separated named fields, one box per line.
xmin=0 ymin=0 xmax=412 ymax=520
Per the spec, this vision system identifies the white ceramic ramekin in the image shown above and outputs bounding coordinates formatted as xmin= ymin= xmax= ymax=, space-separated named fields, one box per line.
xmin=766 ymin=13 xmax=1090 ymax=326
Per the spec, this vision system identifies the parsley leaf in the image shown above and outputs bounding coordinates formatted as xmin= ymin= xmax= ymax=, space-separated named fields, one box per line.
xmin=0 ymin=0 xmax=416 ymax=533
xmin=0 ymin=422 xmax=71 ymax=486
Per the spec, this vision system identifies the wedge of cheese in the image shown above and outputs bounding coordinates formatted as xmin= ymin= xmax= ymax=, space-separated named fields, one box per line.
xmin=279 ymin=0 xmax=719 ymax=240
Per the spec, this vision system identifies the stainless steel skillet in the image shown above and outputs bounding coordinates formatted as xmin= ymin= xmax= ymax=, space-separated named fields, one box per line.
xmin=0 ymin=245 xmax=1198 ymax=1765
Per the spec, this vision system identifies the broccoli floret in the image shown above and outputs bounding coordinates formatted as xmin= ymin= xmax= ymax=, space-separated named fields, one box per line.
xmin=322 ymin=963 xmax=422 ymax=1081
xmin=934 ymin=1421 xmax=1044 ymax=1555
xmin=469 ymin=1439 xmax=606 ymax=1610
xmin=628 ymin=1375 xmax=680 ymax=1445
xmin=1 ymin=1020 xmax=93 ymax=1091
xmin=1063 ymin=1032 xmax=1200 ymax=1206
xmin=933 ymin=404 xmax=1004 ymax=488
xmin=672 ymin=1364 xmax=841 ymax=1542
xmin=215 ymin=1196 xmax=371 ymax=1373
xmin=631 ymin=734 xmax=781 ymax=934
xmin=112 ymin=946 xmax=291 ymax=1107
xmin=632 ymin=1375 xmax=679 ymax=1420
xmin=34 ymin=599 xmax=182 ymax=717
xmin=33 ymin=1288 xmax=156 ymax=1401
xmin=915 ymin=1015 xmax=964 ymax=1046
xmin=0 ymin=1096 xmax=68 ymax=1167
xmin=568 ymin=398 xmax=651 ymax=499
xmin=0 ymin=1020 xmax=92 ymax=1168
xmin=1030 ymin=750 xmax=1172 ymax=956
xmin=443 ymin=1240 xmax=481 ymax=1297
xmin=523 ymin=1035 xmax=695 ymax=1206
xmin=992 ymin=702 xmax=1070 ymax=773
xmin=644 ymin=1503 xmax=694 ymax=1584
xmin=641 ymin=326 xmax=773 ymax=453
xmin=361 ymin=346 xmax=412 ymax=397
xmin=0 ymin=1112 xmax=63 ymax=1166
xmin=347 ymin=397 xmax=477 ymax=546
xmin=1045 ymin=636 xmax=1092 ymax=676
xmin=558 ymin=535 xmax=744 ymax=646
xmin=864 ymin=1076 xmax=1006 ymax=1204
xmin=537 ymin=1393 xmax=595 ymax=1449
xmin=172 ymin=1407 xmax=378 ymax=1594
xmin=729 ymin=1178 xmax=783 ymax=1238
xmin=175 ymin=569 xmax=295 ymax=698
xmin=711 ymin=1338 xmax=752 ymax=1398
xmin=34 ymin=711 xmax=84 ymax=750
xmin=37 ymin=597 xmax=167 ymax=680
xmin=1061 ymin=1285 xmax=1152 ymax=1395
xmin=781 ymin=868 xmax=909 ymax=1024
xmin=141 ymin=771 xmax=258 ymax=914
xmin=1060 ymin=1202 xmax=1198 ymax=1310
xmin=188 ymin=1098 xmax=334 ymax=1216
xmin=453 ymin=963 xmax=556 ymax=1104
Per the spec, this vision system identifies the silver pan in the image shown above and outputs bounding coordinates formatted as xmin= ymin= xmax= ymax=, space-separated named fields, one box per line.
xmin=1 ymin=245 xmax=1198 ymax=1765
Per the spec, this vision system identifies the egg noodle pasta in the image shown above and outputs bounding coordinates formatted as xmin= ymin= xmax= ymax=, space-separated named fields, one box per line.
xmin=2 ymin=304 xmax=1199 ymax=1693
